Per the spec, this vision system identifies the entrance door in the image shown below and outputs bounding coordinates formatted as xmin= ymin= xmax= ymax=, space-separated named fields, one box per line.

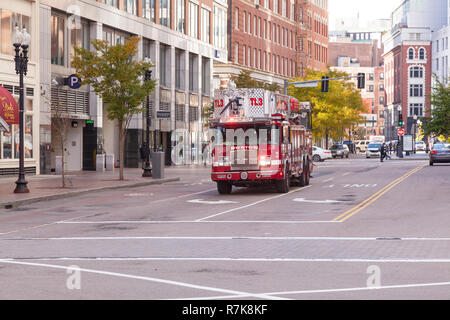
xmin=83 ymin=126 xmax=97 ymax=171
xmin=66 ymin=123 xmax=82 ymax=171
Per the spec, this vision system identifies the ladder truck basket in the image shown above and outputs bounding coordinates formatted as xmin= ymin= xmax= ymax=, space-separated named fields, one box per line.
xmin=213 ymin=89 xmax=302 ymax=121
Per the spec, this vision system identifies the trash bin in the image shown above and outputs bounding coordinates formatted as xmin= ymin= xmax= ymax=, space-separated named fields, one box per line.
xmin=151 ymin=151 xmax=165 ymax=179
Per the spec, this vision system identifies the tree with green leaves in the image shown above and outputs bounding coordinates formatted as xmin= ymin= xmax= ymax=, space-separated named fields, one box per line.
xmin=288 ymin=68 xmax=366 ymax=148
xmin=72 ymin=36 xmax=156 ymax=180
xmin=422 ymin=77 xmax=450 ymax=140
xmin=233 ymin=70 xmax=280 ymax=92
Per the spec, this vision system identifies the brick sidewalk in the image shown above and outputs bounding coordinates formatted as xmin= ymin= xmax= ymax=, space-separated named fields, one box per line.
xmin=0 ymin=168 xmax=180 ymax=208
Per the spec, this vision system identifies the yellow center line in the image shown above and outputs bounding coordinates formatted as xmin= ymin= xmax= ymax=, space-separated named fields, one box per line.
xmin=333 ymin=164 xmax=426 ymax=222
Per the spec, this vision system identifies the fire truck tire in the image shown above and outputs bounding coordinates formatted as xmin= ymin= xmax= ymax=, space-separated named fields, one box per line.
xmin=276 ymin=169 xmax=290 ymax=193
xmin=298 ymin=165 xmax=306 ymax=187
xmin=305 ymin=162 xmax=310 ymax=186
xmin=217 ymin=181 xmax=232 ymax=194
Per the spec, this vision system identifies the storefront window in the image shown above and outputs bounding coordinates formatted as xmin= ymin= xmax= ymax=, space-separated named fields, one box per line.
xmin=25 ymin=115 xmax=32 ymax=158
xmin=2 ymin=129 xmax=12 ymax=159
xmin=0 ymin=98 xmax=34 ymax=160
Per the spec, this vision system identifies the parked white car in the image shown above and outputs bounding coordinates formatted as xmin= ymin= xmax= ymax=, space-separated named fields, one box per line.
xmin=313 ymin=146 xmax=332 ymax=162
xmin=415 ymin=140 xmax=426 ymax=151
xmin=355 ymin=140 xmax=370 ymax=153
xmin=365 ymin=142 xmax=382 ymax=158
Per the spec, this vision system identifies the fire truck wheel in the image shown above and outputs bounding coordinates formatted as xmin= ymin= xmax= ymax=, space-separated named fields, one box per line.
xmin=276 ymin=169 xmax=290 ymax=193
xmin=298 ymin=167 xmax=306 ymax=187
xmin=217 ymin=181 xmax=232 ymax=195
xmin=305 ymin=162 xmax=310 ymax=186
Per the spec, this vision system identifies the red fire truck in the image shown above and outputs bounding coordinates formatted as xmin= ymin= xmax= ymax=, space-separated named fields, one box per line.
xmin=210 ymin=88 xmax=313 ymax=194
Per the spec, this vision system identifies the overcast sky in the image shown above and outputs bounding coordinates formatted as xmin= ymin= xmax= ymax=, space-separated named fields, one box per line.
xmin=328 ymin=0 xmax=404 ymax=28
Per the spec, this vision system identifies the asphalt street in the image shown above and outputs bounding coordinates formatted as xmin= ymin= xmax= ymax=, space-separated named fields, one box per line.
xmin=0 ymin=154 xmax=449 ymax=300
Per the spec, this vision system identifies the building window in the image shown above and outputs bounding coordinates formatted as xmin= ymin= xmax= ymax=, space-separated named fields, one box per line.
xmin=409 ymin=66 xmax=424 ymax=78
xmin=175 ymin=0 xmax=185 ymax=33
xmin=160 ymin=0 xmax=170 ymax=27
xmin=379 ymin=96 xmax=385 ymax=105
xmin=368 ymin=85 xmax=374 ymax=92
xmin=409 ymin=84 xmax=423 ymax=97
xmin=379 ymin=72 xmax=384 ymax=80
xmin=102 ymin=0 xmax=119 ymax=8
xmin=70 ymin=21 xmax=90 ymax=67
xmin=201 ymin=8 xmax=210 ymax=43
xmin=175 ymin=50 xmax=183 ymax=90
xmin=419 ymin=48 xmax=425 ymax=60
xmin=189 ymin=2 xmax=198 ymax=38
xmin=408 ymin=48 xmax=414 ymax=60
xmin=409 ymin=103 xmax=423 ymax=117
xmin=274 ymin=0 xmax=278 ymax=14
xmin=143 ymin=0 xmax=156 ymax=22
xmin=234 ymin=42 xmax=239 ymax=64
xmin=125 ymin=0 xmax=138 ymax=15
xmin=1 ymin=96 xmax=34 ymax=160
xmin=213 ymin=6 xmax=226 ymax=49
xmin=379 ymin=84 xmax=384 ymax=91
xmin=234 ymin=8 xmax=239 ymax=30
xmin=368 ymin=73 xmax=374 ymax=81
xmin=51 ymin=14 xmax=65 ymax=66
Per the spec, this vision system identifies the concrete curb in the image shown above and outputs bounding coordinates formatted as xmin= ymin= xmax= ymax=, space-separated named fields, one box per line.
xmin=1 ymin=177 xmax=180 ymax=209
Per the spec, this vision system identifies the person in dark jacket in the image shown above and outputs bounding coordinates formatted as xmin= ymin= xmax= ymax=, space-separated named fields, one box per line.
xmin=380 ymin=143 xmax=387 ymax=162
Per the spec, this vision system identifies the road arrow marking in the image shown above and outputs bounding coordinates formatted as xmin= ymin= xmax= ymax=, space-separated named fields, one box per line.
xmin=188 ymin=199 xmax=238 ymax=205
xmin=293 ymin=198 xmax=343 ymax=204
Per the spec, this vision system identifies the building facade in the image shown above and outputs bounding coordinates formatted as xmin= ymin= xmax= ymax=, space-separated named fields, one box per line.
xmin=38 ymin=0 xmax=228 ymax=174
xmin=0 ymin=0 xmax=40 ymax=176
xmin=213 ymin=0 xmax=328 ymax=91
xmin=382 ymin=0 xmax=447 ymax=142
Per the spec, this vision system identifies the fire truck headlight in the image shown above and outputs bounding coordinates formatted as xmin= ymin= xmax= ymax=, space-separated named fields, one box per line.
xmin=259 ymin=156 xmax=271 ymax=166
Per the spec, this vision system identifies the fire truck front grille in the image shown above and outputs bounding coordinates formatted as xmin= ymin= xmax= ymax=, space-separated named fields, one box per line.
xmin=231 ymin=165 xmax=259 ymax=171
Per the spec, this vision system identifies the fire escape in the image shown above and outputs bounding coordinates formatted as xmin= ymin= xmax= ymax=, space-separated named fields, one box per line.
xmin=296 ymin=0 xmax=312 ymax=77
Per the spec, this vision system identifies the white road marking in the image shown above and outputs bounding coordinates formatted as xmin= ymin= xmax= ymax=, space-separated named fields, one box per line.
xmin=322 ymin=178 xmax=334 ymax=183
xmin=5 ymin=257 xmax=450 ymax=263
xmin=4 ymin=236 xmax=450 ymax=241
xmin=293 ymin=198 xmax=343 ymax=204
xmin=180 ymin=281 xmax=450 ymax=300
xmin=57 ymin=220 xmax=338 ymax=225
xmin=195 ymin=186 xmax=312 ymax=222
xmin=0 ymin=259 xmax=288 ymax=300
xmin=187 ymin=199 xmax=238 ymax=205
xmin=125 ymin=193 xmax=154 ymax=197
xmin=342 ymin=172 xmax=350 ymax=176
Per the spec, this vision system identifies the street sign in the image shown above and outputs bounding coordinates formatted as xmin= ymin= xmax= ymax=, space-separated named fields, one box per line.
xmin=67 ymin=74 xmax=82 ymax=89
xmin=398 ymin=128 xmax=405 ymax=136
xmin=157 ymin=111 xmax=171 ymax=119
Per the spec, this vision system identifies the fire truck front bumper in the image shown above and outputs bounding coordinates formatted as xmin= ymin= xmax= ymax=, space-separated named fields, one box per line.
xmin=211 ymin=170 xmax=284 ymax=181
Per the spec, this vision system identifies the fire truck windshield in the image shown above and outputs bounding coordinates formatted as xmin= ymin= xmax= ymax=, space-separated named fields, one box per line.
xmin=214 ymin=124 xmax=280 ymax=147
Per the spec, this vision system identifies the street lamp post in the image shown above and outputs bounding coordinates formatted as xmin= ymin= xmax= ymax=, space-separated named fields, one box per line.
xmin=12 ymin=24 xmax=30 ymax=194
xmin=142 ymin=64 xmax=152 ymax=177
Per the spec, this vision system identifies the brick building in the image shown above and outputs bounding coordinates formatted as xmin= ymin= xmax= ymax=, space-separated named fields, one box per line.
xmin=213 ymin=0 xmax=328 ymax=91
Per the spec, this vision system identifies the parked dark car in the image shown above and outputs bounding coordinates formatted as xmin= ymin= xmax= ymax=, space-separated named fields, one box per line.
xmin=430 ymin=143 xmax=450 ymax=166
xmin=330 ymin=144 xmax=350 ymax=159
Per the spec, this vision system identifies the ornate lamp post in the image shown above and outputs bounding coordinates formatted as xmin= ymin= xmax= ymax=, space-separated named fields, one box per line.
xmin=12 ymin=24 xmax=31 ymax=193
xmin=142 ymin=58 xmax=152 ymax=177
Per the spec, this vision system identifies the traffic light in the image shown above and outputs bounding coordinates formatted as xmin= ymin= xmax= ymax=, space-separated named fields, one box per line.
xmin=321 ymin=76 xmax=329 ymax=92
xmin=398 ymin=113 xmax=404 ymax=126
xmin=357 ymin=73 xmax=365 ymax=89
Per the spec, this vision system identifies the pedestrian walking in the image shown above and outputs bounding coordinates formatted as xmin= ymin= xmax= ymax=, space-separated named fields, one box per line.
xmin=384 ymin=143 xmax=392 ymax=160
xmin=380 ymin=143 xmax=387 ymax=162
